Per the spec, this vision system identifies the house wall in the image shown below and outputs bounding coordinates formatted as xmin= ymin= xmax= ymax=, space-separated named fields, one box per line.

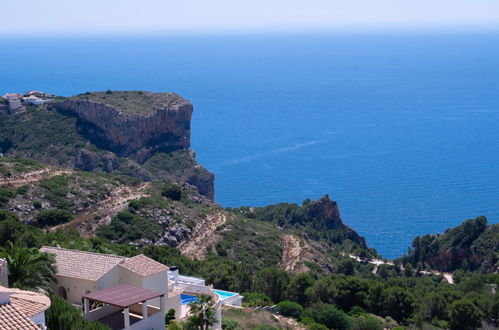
xmin=128 ymin=307 xmax=165 ymax=330
xmin=167 ymin=295 xmax=182 ymax=320
xmin=30 ymin=311 xmax=46 ymax=327
xmin=142 ymin=271 xmax=168 ymax=308
xmin=84 ymin=304 xmax=121 ymax=322
xmin=97 ymin=266 xmax=120 ymax=290
xmin=56 ymin=276 xmax=97 ymax=305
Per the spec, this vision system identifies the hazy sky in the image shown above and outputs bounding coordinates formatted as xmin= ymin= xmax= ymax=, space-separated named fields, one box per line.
xmin=2 ymin=0 xmax=499 ymax=35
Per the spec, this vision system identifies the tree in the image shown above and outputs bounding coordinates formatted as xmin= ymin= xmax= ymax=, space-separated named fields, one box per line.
xmin=305 ymin=304 xmax=352 ymax=330
xmin=287 ymin=273 xmax=314 ymax=306
xmin=383 ymin=287 xmax=414 ymax=322
xmin=449 ymin=299 xmax=484 ymax=330
xmin=276 ymin=300 xmax=304 ymax=319
xmin=165 ymin=308 xmax=176 ymax=326
xmin=0 ymin=242 xmax=56 ymax=290
xmin=162 ymin=183 xmax=182 ymax=200
xmin=185 ymin=294 xmax=217 ymax=330
xmin=46 ymin=293 xmax=109 ymax=330
xmin=253 ymin=267 xmax=290 ymax=303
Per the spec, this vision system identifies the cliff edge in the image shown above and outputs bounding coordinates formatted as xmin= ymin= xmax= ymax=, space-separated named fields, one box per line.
xmin=52 ymin=91 xmax=192 ymax=162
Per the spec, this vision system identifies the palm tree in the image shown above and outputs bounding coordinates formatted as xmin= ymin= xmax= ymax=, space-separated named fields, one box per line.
xmin=0 ymin=241 xmax=56 ymax=290
xmin=186 ymin=294 xmax=217 ymax=330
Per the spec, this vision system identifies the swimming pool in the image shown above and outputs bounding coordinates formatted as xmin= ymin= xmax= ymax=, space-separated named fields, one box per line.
xmin=214 ymin=290 xmax=237 ymax=300
xmin=180 ymin=294 xmax=198 ymax=305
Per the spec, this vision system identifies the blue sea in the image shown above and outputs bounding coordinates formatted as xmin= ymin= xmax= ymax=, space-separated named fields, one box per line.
xmin=1 ymin=33 xmax=498 ymax=259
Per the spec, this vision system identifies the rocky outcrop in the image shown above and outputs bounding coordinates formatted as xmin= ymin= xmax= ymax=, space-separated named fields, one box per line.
xmin=47 ymin=92 xmax=215 ymax=199
xmin=305 ymin=195 xmax=367 ymax=248
xmin=51 ymin=93 xmax=192 ymax=163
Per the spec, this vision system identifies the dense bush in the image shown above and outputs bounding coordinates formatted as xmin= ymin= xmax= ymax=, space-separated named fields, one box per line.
xmin=449 ymin=299 xmax=484 ymax=330
xmin=96 ymin=210 xmax=162 ymax=243
xmin=46 ymin=294 xmax=110 ymax=330
xmin=241 ymin=292 xmax=273 ymax=307
xmin=161 ymin=183 xmax=182 ymax=200
xmin=276 ymin=300 xmax=304 ymax=319
xmin=305 ymin=304 xmax=353 ymax=330
xmin=36 ymin=209 xmax=73 ymax=227
xmin=0 ymin=187 xmax=15 ymax=208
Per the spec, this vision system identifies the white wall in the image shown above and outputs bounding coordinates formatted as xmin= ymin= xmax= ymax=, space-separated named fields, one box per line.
xmin=142 ymin=271 xmax=168 ymax=308
xmin=30 ymin=311 xmax=46 ymax=326
xmin=56 ymin=276 xmax=97 ymax=305
xmin=98 ymin=266 xmax=120 ymax=290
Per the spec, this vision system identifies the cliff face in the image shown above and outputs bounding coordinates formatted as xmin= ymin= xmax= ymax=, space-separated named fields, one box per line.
xmin=51 ymin=94 xmax=192 ymax=162
xmin=305 ymin=195 xmax=367 ymax=248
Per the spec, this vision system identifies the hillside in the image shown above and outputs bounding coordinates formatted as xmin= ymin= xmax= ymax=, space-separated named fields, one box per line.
xmin=0 ymin=92 xmax=214 ymax=198
xmin=397 ymin=216 xmax=499 ymax=273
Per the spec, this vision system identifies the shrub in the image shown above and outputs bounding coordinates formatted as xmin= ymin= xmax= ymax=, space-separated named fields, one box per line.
xmin=36 ymin=209 xmax=73 ymax=227
xmin=165 ymin=308 xmax=176 ymax=325
xmin=449 ymin=299 xmax=484 ymax=330
xmin=0 ymin=187 xmax=15 ymax=207
xmin=16 ymin=185 xmax=29 ymax=195
xmin=222 ymin=318 xmax=241 ymax=330
xmin=305 ymin=304 xmax=353 ymax=330
xmin=276 ymin=300 xmax=304 ymax=319
xmin=352 ymin=314 xmax=384 ymax=330
xmin=46 ymin=294 xmax=109 ymax=330
xmin=242 ymin=292 xmax=273 ymax=307
xmin=161 ymin=183 xmax=182 ymax=200
xmin=33 ymin=200 xmax=42 ymax=209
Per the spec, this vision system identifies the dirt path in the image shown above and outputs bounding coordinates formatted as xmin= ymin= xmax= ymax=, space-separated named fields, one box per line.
xmin=280 ymin=234 xmax=302 ymax=272
xmin=0 ymin=169 xmax=72 ymax=186
xmin=178 ymin=212 xmax=228 ymax=260
xmin=51 ymin=182 xmax=150 ymax=236
xmin=349 ymin=254 xmax=454 ymax=283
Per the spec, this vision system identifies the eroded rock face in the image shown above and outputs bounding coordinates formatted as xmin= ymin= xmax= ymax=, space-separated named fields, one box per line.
xmin=305 ymin=195 xmax=367 ymax=248
xmin=52 ymin=94 xmax=192 ymax=163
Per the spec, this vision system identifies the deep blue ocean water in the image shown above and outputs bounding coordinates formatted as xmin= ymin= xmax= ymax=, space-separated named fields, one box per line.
xmin=1 ymin=33 xmax=498 ymax=258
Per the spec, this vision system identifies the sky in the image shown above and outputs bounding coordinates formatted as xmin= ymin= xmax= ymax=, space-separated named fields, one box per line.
xmin=2 ymin=0 xmax=499 ymax=35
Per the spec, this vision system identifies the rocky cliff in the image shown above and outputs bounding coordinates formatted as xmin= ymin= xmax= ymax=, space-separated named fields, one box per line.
xmin=304 ymin=195 xmax=367 ymax=248
xmin=51 ymin=92 xmax=192 ymax=162
xmin=0 ymin=91 xmax=214 ymax=199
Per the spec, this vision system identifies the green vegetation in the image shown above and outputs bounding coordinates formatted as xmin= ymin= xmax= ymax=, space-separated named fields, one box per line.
xmin=0 ymin=187 xmax=15 ymax=208
xmin=36 ymin=209 xmax=73 ymax=227
xmin=184 ymin=294 xmax=218 ymax=330
xmin=46 ymin=294 xmax=110 ymax=330
xmin=0 ymin=106 xmax=94 ymax=165
xmin=399 ymin=216 xmax=499 ymax=273
xmin=0 ymin=241 xmax=56 ymax=290
xmin=96 ymin=210 xmax=162 ymax=243
xmin=276 ymin=300 xmax=304 ymax=319
xmin=71 ymin=91 xmax=185 ymax=114
xmin=162 ymin=183 xmax=182 ymax=200
xmin=0 ymin=157 xmax=43 ymax=177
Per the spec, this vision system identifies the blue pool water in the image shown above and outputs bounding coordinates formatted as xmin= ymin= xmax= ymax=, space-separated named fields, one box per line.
xmin=1 ymin=33 xmax=498 ymax=258
xmin=180 ymin=294 xmax=198 ymax=305
xmin=215 ymin=290 xmax=237 ymax=299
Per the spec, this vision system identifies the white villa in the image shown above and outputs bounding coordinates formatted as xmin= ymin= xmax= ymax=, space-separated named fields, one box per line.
xmin=0 ymin=286 xmax=51 ymax=330
xmin=40 ymin=246 xmax=243 ymax=330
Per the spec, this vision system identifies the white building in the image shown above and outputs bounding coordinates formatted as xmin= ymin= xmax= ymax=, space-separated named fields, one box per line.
xmin=41 ymin=246 xmax=242 ymax=330
xmin=0 ymin=286 xmax=51 ymax=329
xmin=23 ymin=95 xmax=45 ymax=105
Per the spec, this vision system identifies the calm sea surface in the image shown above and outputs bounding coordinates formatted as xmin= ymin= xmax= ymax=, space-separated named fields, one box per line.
xmin=1 ymin=34 xmax=498 ymax=258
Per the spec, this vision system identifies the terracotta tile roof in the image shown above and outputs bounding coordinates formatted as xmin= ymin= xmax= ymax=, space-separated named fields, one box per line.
xmin=0 ymin=286 xmax=51 ymax=317
xmin=119 ymin=254 xmax=168 ymax=277
xmin=0 ymin=303 xmax=38 ymax=330
xmin=40 ymin=246 xmax=126 ymax=281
